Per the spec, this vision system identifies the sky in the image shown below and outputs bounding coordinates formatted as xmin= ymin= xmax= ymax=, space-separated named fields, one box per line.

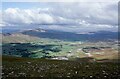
xmin=0 ymin=1 xmax=119 ymax=33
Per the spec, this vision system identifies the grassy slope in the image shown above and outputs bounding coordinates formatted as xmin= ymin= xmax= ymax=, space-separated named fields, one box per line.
xmin=1 ymin=33 xmax=41 ymax=43
xmin=2 ymin=55 xmax=120 ymax=78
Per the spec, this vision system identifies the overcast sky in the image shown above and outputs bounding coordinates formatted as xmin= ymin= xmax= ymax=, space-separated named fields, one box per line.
xmin=1 ymin=1 xmax=119 ymax=32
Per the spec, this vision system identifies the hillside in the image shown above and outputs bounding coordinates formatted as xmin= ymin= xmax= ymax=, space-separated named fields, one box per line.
xmin=2 ymin=55 xmax=120 ymax=78
xmin=1 ymin=33 xmax=41 ymax=43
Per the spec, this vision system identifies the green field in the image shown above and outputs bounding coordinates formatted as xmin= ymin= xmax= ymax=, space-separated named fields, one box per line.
xmin=2 ymin=38 xmax=84 ymax=58
xmin=2 ymin=40 xmax=118 ymax=60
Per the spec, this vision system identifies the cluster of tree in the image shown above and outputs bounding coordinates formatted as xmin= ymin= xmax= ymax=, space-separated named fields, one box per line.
xmin=2 ymin=43 xmax=62 ymax=58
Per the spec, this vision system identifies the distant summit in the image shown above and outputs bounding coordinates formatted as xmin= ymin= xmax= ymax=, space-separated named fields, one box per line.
xmin=21 ymin=28 xmax=118 ymax=42
xmin=21 ymin=28 xmax=46 ymax=33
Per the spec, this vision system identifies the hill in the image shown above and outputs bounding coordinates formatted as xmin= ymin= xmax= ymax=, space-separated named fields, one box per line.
xmin=0 ymin=33 xmax=41 ymax=43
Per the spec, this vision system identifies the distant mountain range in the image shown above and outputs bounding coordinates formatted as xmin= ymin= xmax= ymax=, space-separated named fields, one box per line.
xmin=21 ymin=28 xmax=118 ymax=42
xmin=1 ymin=28 xmax=118 ymax=43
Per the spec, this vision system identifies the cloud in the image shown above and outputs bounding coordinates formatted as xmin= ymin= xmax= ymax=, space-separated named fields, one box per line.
xmin=1 ymin=2 xmax=118 ymax=32
xmin=51 ymin=2 xmax=118 ymax=26
xmin=2 ymin=8 xmax=55 ymax=25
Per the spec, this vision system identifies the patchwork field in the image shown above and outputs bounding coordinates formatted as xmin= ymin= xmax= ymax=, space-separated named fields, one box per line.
xmin=2 ymin=39 xmax=119 ymax=61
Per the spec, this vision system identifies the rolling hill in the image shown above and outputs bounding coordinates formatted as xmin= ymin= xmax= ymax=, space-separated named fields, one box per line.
xmin=0 ymin=33 xmax=41 ymax=43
